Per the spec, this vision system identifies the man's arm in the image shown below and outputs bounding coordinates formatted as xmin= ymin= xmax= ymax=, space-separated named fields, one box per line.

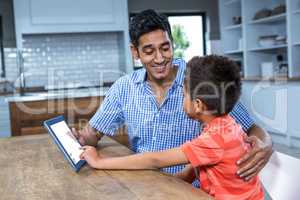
xmin=237 ymin=124 xmax=273 ymax=181
xmin=72 ymin=78 xmax=126 ymax=147
xmin=80 ymin=146 xmax=189 ymax=170
xmin=72 ymin=124 xmax=103 ymax=147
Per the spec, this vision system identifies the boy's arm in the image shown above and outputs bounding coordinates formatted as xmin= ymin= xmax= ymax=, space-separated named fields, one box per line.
xmin=80 ymin=146 xmax=189 ymax=170
xmin=174 ymin=164 xmax=196 ymax=183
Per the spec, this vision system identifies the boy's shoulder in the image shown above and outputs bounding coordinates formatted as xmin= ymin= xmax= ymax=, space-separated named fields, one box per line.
xmin=201 ymin=115 xmax=244 ymax=141
xmin=218 ymin=115 xmax=248 ymax=145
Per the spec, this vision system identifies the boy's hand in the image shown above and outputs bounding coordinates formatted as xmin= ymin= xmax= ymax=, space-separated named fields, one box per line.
xmin=175 ymin=164 xmax=196 ymax=183
xmin=80 ymin=146 xmax=101 ymax=168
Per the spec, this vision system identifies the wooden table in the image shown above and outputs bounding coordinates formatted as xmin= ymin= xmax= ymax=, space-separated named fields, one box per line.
xmin=0 ymin=134 xmax=213 ymax=200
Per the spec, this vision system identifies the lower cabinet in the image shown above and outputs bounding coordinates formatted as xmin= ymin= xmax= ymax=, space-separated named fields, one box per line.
xmin=9 ymin=96 xmax=129 ymax=147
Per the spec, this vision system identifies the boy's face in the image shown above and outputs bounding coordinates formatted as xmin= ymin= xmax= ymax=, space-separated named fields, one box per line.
xmin=131 ymin=29 xmax=173 ymax=81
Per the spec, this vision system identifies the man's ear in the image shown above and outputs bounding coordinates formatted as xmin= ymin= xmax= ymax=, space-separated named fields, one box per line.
xmin=194 ymin=98 xmax=205 ymax=114
xmin=130 ymin=44 xmax=139 ymax=60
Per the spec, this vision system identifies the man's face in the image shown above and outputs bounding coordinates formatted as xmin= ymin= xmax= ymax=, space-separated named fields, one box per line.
xmin=132 ymin=29 xmax=173 ymax=81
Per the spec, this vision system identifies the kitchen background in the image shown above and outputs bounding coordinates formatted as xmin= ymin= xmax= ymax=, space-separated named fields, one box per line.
xmin=0 ymin=0 xmax=300 ymax=151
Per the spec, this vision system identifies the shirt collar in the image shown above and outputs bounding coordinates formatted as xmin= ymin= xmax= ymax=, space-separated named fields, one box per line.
xmin=133 ymin=58 xmax=186 ymax=86
xmin=134 ymin=68 xmax=147 ymax=84
xmin=173 ymin=58 xmax=186 ymax=87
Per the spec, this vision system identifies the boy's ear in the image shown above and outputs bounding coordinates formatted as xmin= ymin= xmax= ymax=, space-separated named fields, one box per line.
xmin=130 ymin=44 xmax=139 ymax=60
xmin=194 ymin=99 xmax=205 ymax=114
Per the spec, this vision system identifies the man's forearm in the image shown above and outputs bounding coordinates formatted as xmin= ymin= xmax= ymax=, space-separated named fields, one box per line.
xmin=237 ymin=123 xmax=274 ymax=180
xmin=247 ymin=124 xmax=272 ymax=146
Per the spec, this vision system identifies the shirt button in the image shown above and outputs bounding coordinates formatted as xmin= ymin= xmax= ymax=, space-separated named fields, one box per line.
xmin=152 ymin=137 xmax=156 ymax=141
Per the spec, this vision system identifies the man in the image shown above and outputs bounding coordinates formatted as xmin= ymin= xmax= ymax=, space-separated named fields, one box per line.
xmin=73 ymin=9 xmax=272 ymax=182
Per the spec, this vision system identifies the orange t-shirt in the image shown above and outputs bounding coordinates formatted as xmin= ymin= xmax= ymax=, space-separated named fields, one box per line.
xmin=181 ymin=115 xmax=264 ymax=200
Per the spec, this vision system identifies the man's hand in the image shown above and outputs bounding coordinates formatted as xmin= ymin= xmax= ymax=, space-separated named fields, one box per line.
xmin=72 ymin=124 xmax=102 ymax=147
xmin=237 ymin=135 xmax=273 ymax=181
xmin=80 ymin=146 xmax=101 ymax=168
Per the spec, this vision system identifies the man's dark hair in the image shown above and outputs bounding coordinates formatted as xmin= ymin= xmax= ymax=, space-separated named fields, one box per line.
xmin=185 ymin=55 xmax=241 ymax=116
xmin=129 ymin=9 xmax=173 ymax=47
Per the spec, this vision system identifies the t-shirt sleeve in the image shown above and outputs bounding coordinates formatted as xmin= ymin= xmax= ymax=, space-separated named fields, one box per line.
xmin=180 ymin=133 xmax=224 ymax=167
xmin=229 ymin=101 xmax=254 ymax=132
xmin=89 ymin=80 xmax=125 ymax=136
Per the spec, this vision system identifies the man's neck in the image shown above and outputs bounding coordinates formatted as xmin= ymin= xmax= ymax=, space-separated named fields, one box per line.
xmin=146 ymin=65 xmax=178 ymax=106
xmin=147 ymin=65 xmax=178 ymax=88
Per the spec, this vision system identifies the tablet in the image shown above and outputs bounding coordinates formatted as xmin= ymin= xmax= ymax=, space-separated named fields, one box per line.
xmin=44 ymin=115 xmax=86 ymax=172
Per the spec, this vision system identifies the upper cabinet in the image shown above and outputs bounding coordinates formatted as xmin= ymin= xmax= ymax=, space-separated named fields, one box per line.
xmin=14 ymin=0 xmax=128 ymax=33
xmin=219 ymin=0 xmax=300 ymax=79
xmin=13 ymin=0 xmax=132 ymax=73
xmin=13 ymin=0 xmax=129 ymax=46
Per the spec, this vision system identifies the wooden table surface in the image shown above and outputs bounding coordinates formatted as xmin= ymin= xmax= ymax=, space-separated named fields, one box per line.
xmin=0 ymin=134 xmax=213 ymax=200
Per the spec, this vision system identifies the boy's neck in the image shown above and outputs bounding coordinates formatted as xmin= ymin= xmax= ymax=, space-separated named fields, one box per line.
xmin=198 ymin=114 xmax=217 ymax=125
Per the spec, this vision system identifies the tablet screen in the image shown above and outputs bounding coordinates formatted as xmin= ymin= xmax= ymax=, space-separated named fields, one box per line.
xmin=50 ymin=121 xmax=83 ymax=164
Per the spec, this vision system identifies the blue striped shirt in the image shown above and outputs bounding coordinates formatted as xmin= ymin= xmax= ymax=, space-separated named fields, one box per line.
xmin=90 ymin=58 xmax=254 ymax=174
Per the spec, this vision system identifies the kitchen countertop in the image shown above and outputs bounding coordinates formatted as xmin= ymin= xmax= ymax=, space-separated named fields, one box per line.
xmin=5 ymin=86 xmax=110 ymax=102
xmin=0 ymin=134 xmax=213 ymax=200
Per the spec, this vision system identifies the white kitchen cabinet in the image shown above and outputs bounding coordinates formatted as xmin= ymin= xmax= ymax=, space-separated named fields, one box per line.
xmin=220 ymin=0 xmax=300 ymax=147
xmin=0 ymin=96 xmax=11 ymax=137
xmin=219 ymin=0 xmax=300 ymax=79
xmin=287 ymin=84 xmax=300 ymax=139
xmin=13 ymin=0 xmax=129 ymax=46
xmin=242 ymin=82 xmax=288 ymax=135
xmin=13 ymin=0 xmax=133 ymax=73
xmin=241 ymin=81 xmax=300 ymax=147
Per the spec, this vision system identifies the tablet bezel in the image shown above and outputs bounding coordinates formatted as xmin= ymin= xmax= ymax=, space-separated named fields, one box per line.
xmin=44 ymin=115 xmax=86 ymax=172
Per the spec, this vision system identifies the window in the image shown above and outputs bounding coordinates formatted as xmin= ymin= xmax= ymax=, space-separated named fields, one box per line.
xmin=166 ymin=13 xmax=206 ymax=60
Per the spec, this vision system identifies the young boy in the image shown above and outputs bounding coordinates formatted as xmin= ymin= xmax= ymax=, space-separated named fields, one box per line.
xmin=80 ymin=55 xmax=264 ymax=200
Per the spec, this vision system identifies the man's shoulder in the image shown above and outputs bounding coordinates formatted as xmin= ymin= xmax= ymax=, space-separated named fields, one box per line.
xmin=173 ymin=58 xmax=186 ymax=68
xmin=129 ymin=68 xmax=147 ymax=82
xmin=109 ymin=69 xmax=145 ymax=93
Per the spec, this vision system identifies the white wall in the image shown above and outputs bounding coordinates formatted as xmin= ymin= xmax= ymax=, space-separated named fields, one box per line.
xmin=127 ymin=0 xmax=220 ymax=40
xmin=21 ymin=33 xmax=125 ymax=89
xmin=2 ymin=32 xmax=126 ymax=89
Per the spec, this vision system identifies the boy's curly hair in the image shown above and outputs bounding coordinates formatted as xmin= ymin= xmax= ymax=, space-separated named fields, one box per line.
xmin=186 ymin=55 xmax=241 ymax=116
